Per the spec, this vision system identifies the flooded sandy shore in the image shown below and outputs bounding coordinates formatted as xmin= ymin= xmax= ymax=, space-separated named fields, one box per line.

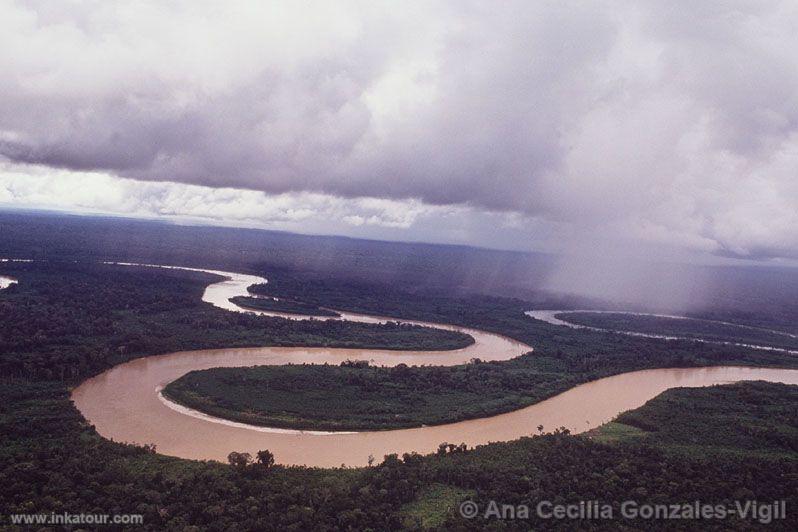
xmin=68 ymin=265 xmax=798 ymax=467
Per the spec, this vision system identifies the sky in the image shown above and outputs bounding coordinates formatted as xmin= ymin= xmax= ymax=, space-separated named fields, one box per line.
xmin=1 ymin=1 xmax=797 ymax=262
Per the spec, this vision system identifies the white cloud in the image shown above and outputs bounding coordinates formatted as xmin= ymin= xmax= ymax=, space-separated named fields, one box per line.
xmin=0 ymin=162 xmax=432 ymax=227
xmin=1 ymin=1 xmax=798 ymax=259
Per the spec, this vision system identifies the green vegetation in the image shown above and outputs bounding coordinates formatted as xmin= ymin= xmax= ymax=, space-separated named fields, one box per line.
xmin=2 ymin=258 xmax=798 ymax=529
xmin=164 ymin=358 xmax=574 ymax=430
xmin=158 ymin=271 xmax=798 ymax=432
xmin=230 ymin=295 xmax=340 ymax=317
xmin=560 ymin=312 xmax=798 ymax=351
xmin=164 ymin=328 xmax=798 ymax=430
xmin=0 ymin=262 xmax=473 ymax=380
xmin=162 ymin=272 xmax=798 ymax=430
xmin=601 ymin=381 xmax=798 ymax=459
xmin=399 ymin=484 xmax=474 ymax=529
xmin=247 ymin=272 xmax=798 ymax=365
xmin=588 ymin=421 xmax=646 ymax=445
xmin=6 ymin=210 xmax=798 ymax=333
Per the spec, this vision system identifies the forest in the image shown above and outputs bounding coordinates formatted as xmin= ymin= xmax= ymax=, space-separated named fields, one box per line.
xmin=5 ymin=210 xmax=798 ymax=328
xmin=0 ymin=261 xmax=473 ymax=381
xmin=607 ymin=381 xmax=798 ymax=459
xmin=559 ymin=312 xmax=798 ymax=350
xmin=1 ymin=213 xmax=797 ymax=529
xmin=245 ymin=270 xmax=798 ymax=360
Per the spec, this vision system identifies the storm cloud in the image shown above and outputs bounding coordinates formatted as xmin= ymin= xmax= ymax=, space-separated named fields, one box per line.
xmin=1 ymin=1 xmax=798 ymax=259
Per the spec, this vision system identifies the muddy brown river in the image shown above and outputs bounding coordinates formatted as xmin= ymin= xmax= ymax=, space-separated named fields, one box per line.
xmin=61 ymin=265 xmax=798 ymax=467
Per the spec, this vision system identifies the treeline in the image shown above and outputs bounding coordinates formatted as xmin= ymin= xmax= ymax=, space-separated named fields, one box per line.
xmin=0 ymin=262 xmax=472 ymax=381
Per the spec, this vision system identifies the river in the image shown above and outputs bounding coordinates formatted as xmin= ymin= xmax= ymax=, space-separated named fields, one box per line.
xmin=525 ymin=310 xmax=798 ymax=354
xmin=64 ymin=265 xmax=798 ymax=467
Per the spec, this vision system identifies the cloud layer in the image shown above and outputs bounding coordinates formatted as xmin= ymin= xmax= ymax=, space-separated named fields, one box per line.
xmin=1 ymin=162 xmax=547 ymax=252
xmin=1 ymin=1 xmax=798 ymax=259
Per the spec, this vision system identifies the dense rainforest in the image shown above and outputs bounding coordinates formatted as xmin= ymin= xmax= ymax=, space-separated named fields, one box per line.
xmin=245 ymin=270 xmax=798 ymax=358
xmin=0 ymin=224 xmax=797 ymax=529
xmin=0 ymin=261 xmax=473 ymax=381
xmin=606 ymin=381 xmax=798 ymax=459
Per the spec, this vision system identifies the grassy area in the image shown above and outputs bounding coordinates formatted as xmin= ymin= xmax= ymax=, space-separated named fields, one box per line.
xmin=399 ymin=484 xmax=474 ymax=529
xmin=587 ymin=421 xmax=646 ymax=445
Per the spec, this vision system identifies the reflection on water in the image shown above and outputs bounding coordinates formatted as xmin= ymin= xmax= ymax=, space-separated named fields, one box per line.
xmin=71 ymin=265 xmax=798 ymax=467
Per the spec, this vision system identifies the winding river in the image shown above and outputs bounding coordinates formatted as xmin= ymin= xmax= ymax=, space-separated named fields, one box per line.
xmin=526 ymin=310 xmax=798 ymax=355
xmin=3 ymin=264 xmax=797 ymax=467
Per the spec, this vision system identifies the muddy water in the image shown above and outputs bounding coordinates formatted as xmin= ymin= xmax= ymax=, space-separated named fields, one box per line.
xmin=71 ymin=266 xmax=798 ymax=467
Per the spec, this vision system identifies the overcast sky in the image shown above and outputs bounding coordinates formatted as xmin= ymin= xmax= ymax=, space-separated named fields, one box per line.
xmin=1 ymin=1 xmax=797 ymax=261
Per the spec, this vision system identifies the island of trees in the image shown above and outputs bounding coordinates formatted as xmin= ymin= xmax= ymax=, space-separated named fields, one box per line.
xmin=230 ymin=295 xmax=341 ymax=317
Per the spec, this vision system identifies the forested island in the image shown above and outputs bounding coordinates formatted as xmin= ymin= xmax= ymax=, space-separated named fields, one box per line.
xmin=163 ymin=336 xmax=798 ymax=431
xmin=230 ymin=295 xmax=341 ymax=317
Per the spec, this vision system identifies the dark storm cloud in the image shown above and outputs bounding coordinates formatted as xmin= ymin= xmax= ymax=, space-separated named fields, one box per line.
xmin=1 ymin=1 xmax=797 ymax=258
